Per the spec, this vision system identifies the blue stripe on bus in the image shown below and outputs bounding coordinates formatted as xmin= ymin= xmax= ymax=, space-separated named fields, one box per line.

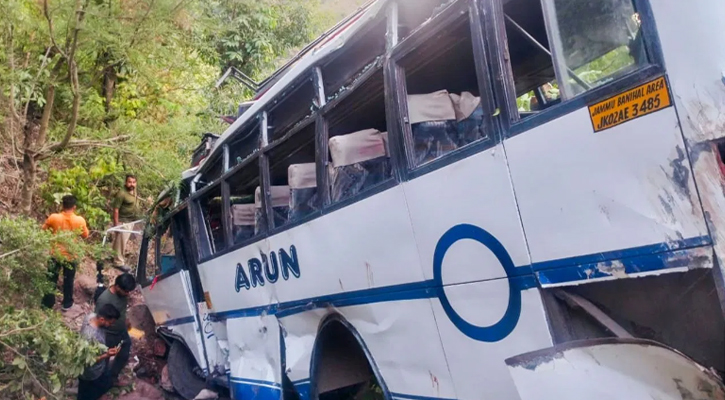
xmin=536 ymin=245 xmax=710 ymax=286
xmin=230 ymin=379 xmax=456 ymax=400
xmin=229 ymin=378 xmax=281 ymax=400
xmin=212 ymin=280 xmax=437 ymax=321
xmin=530 ymin=235 xmax=711 ymax=272
xmin=294 ymin=380 xmax=311 ymax=400
xmin=208 ymin=236 xmax=711 ymax=323
xmin=158 ymin=316 xmax=196 ymax=327
xmin=211 ymin=275 xmax=538 ymax=322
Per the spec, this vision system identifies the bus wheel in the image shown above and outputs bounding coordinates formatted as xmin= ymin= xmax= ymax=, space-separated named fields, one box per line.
xmin=167 ymin=340 xmax=207 ymax=399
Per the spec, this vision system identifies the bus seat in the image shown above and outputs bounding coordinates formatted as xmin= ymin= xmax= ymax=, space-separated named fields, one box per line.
xmin=289 ymin=163 xmax=318 ymax=221
xmin=408 ymin=91 xmax=458 ymax=165
xmin=450 ymin=92 xmax=486 ymax=147
xmin=255 ymin=185 xmax=291 ymax=228
xmin=328 ymin=129 xmax=390 ymax=202
xmin=231 ymin=203 xmax=256 ymax=243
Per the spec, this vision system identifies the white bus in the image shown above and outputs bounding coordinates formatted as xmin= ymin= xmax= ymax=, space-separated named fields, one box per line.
xmin=136 ymin=0 xmax=725 ymax=399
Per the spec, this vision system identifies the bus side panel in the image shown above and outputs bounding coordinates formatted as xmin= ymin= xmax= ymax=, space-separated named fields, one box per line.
xmin=198 ymin=303 xmax=230 ymax=376
xmin=267 ymin=185 xmax=426 ymax=303
xmin=505 ymin=106 xmax=709 ymax=275
xmin=651 ymin=0 xmax=725 ymax=311
xmin=279 ymin=300 xmax=457 ymax=400
xmin=197 ymin=186 xmax=425 ymax=316
xmin=430 ymin=283 xmax=551 ymax=400
xmin=403 ymin=144 xmax=531 ymax=283
xmin=226 ymin=315 xmax=282 ymax=400
xmin=197 ymin=241 xmax=276 ymax=315
xmin=142 ymin=271 xmax=207 ymax=371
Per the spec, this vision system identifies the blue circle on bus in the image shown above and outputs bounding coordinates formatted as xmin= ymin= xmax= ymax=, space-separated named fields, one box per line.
xmin=433 ymin=224 xmax=522 ymax=342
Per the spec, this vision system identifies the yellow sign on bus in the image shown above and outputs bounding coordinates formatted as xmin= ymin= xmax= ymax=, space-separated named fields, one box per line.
xmin=588 ymin=76 xmax=672 ymax=132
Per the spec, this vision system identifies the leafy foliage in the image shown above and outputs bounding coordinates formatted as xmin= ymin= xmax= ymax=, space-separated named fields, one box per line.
xmin=0 ymin=309 xmax=102 ymax=400
xmin=0 ymin=216 xmax=108 ymax=307
xmin=0 ymin=216 xmax=109 ymax=399
xmin=41 ymin=154 xmax=125 ymax=230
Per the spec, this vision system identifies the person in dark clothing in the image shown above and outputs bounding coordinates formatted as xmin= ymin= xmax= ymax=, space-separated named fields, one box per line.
xmin=78 ymin=304 xmax=121 ymax=400
xmin=95 ymin=273 xmax=136 ymax=384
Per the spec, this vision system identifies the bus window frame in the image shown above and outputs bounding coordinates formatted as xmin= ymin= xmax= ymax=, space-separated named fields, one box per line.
xmin=263 ymin=117 xmax=324 ymax=236
xmin=192 ymin=180 xmax=228 ymax=261
xmin=318 ymin=13 xmax=387 ymax=99
xmin=318 ymin=62 xmax=398 ymax=211
xmin=227 ymin=117 xmax=261 ymax=171
xmin=388 ymin=0 xmax=499 ymax=180
xmin=137 ymin=206 xmax=185 ymax=287
xmin=266 ymin=74 xmax=318 ymax=144
xmin=481 ymin=0 xmax=667 ymax=139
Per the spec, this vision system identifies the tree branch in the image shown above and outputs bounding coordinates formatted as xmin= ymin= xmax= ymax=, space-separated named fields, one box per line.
xmin=38 ymin=136 xmax=132 ymax=160
xmin=6 ymin=25 xmax=21 ymax=123
xmin=0 ymin=323 xmax=42 ymax=338
xmin=129 ymin=0 xmax=157 ymax=48
xmin=22 ymin=46 xmax=54 ymax=119
xmin=33 ymin=58 xmax=65 ymax=152
xmin=0 ymin=340 xmax=58 ymax=400
xmin=49 ymin=0 xmax=88 ymax=153
xmin=43 ymin=0 xmax=67 ymax=59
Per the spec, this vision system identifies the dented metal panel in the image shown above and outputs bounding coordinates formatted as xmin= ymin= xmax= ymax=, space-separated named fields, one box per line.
xmin=141 ymin=271 xmax=208 ymax=372
xmin=280 ymin=300 xmax=457 ymax=400
xmin=649 ymin=0 xmax=725 ymax=317
xmin=505 ymin=104 xmax=710 ymax=279
xmin=505 ymin=338 xmax=725 ymax=400
xmin=226 ymin=316 xmax=283 ymax=399
xmin=431 ymin=282 xmax=552 ymax=400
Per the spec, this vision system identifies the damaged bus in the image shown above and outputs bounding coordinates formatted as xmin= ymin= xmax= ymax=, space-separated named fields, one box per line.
xmin=136 ymin=0 xmax=725 ymax=399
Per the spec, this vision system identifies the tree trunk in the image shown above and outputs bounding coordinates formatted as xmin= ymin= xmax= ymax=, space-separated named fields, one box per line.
xmin=19 ymin=106 xmax=41 ymax=213
xmin=102 ymin=63 xmax=117 ymax=125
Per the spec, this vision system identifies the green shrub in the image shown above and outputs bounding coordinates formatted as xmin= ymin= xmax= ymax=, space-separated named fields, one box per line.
xmin=40 ymin=154 xmax=125 ymax=231
xmin=0 ymin=216 xmax=109 ymax=399
xmin=0 ymin=308 xmax=102 ymax=400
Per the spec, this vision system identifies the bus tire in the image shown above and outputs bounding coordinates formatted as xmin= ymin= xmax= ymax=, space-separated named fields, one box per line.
xmin=167 ymin=340 xmax=207 ymax=400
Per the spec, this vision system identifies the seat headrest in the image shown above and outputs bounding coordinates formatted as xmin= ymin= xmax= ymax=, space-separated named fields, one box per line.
xmin=255 ymin=186 xmax=290 ymax=208
xmin=449 ymin=92 xmax=481 ymax=121
xmin=407 ymin=90 xmax=457 ymax=124
xmin=288 ymin=163 xmax=317 ymax=189
xmin=329 ymin=129 xmax=387 ymax=168
xmin=231 ymin=204 xmax=256 ymax=226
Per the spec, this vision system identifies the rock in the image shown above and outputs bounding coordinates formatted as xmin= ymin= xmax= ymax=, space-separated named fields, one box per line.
xmin=160 ymin=365 xmax=174 ymax=393
xmin=116 ymin=380 xmax=164 ymax=400
xmin=127 ymin=305 xmax=156 ymax=336
xmin=75 ymin=274 xmax=98 ymax=296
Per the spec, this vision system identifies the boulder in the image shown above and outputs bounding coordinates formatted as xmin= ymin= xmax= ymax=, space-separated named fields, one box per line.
xmin=127 ymin=304 xmax=156 ymax=336
xmin=75 ymin=274 xmax=98 ymax=296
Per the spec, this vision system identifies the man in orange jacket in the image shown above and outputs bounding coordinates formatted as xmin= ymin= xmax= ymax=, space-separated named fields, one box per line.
xmin=42 ymin=195 xmax=90 ymax=310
